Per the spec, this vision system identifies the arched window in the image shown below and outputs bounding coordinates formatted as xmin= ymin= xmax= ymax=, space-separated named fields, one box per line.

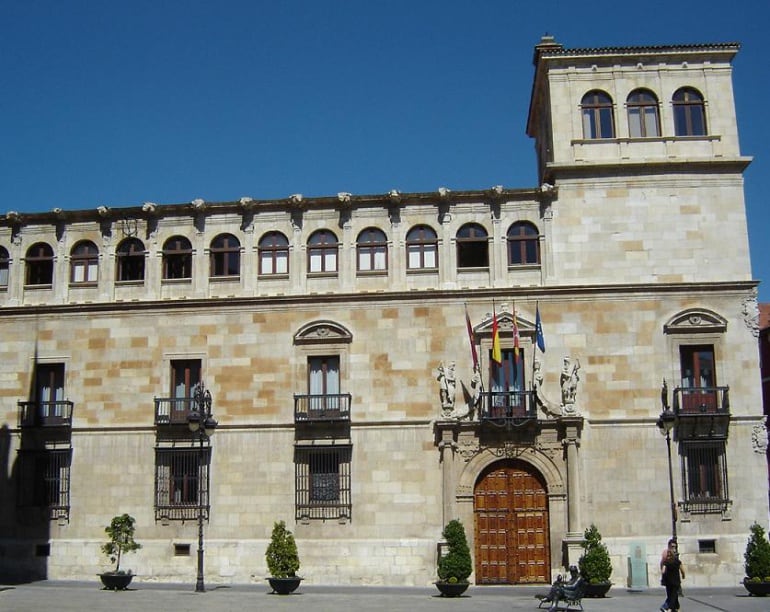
xmin=356 ymin=227 xmax=388 ymax=272
xmin=162 ymin=236 xmax=193 ymax=280
xmin=406 ymin=225 xmax=438 ymax=270
xmin=70 ymin=240 xmax=99 ymax=284
xmin=308 ymin=230 xmax=338 ymax=273
xmin=0 ymin=246 xmax=9 ymax=288
xmin=507 ymin=222 xmax=540 ymax=266
xmin=25 ymin=242 xmax=54 ymax=286
xmin=116 ymin=238 xmax=146 ymax=282
xmin=210 ymin=233 xmax=240 ymax=278
xmin=673 ymin=87 xmax=707 ymax=136
xmin=581 ymin=90 xmax=615 ymax=139
xmin=456 ymin=223 xmax=488 ymax=269
xmin=258 ymin=231 xmax=289 ymax=276
xmin=627 ymin=89 xmax=660 ymax=137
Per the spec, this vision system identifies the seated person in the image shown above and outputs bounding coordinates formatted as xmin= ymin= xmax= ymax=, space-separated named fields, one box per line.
xmin=541 ymin=565 xmax=580 ymax=603
xmin=547 ymin=566 xmax=584 ymax=611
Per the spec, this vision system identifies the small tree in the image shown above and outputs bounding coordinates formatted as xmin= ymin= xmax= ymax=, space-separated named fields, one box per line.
xmin=578 ymin=523 xmax=612 ymax=584
xmin=744 ymin=522 xmax=770 ymax=581
xmin=265 ymin=520 xmax=300 ymax=578
xmin=101 ymin=514 xmax=141 ymax=574
xmin=437 ymin=519 xmax=472 ymax=583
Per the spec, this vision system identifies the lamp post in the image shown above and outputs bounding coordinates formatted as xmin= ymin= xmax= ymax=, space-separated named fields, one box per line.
xmin=187 ymin=382 xmax=217 ymax=593
xmin=656 ymin=379 xmax=677 ymax=546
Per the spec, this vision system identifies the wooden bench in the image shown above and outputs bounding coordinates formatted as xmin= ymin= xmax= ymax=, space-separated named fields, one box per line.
xmin=535 ymin=579 xmax=586 ymax=611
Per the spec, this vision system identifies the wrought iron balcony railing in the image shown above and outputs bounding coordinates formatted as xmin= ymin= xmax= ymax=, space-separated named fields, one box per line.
xmin=294 ymin=393 xmax=352 ymax=423
xmin=154 ymin=397 xmax=197 ymax=425
xmin=478 ymin=390 xmax=537 ymax=424
xmin=18 ymin=400 xmax=74 ymax=428
xmin=673 ymin=386 xmax=730 ymax=415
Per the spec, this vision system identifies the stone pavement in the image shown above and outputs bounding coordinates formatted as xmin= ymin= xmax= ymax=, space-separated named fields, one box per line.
xmin=1 ymin=581 xmax=769 ymax=612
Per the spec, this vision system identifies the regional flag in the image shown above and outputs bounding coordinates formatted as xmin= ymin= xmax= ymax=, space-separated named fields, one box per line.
xmin=513 ymin=306 xmax=520 ymax=364
xmin=535 ymin=303 xmax=546 ymax=353
xmin=491 ymin=307 xmax=502 ymax=365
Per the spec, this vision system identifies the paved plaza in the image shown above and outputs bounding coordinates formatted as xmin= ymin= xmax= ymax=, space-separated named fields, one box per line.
xmin=1 ymin=581 xmax=769 ymax=612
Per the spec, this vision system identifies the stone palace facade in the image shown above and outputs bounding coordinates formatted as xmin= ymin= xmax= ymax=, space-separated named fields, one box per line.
xmin=0 ymin=37 xmax=764 ymax=588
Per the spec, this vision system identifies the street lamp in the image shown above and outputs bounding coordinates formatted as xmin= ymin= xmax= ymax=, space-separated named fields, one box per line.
xmin=656 ymin=379 xmax=677 ymax=546
xmin=187 ymin=382 xmax=217 ymax=593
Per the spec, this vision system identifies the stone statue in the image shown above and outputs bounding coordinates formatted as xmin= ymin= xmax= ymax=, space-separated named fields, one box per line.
xmin=561 ymin=356 xmax=581 ymax=407
xmin=437 ymin=361 xmax=457 ymax=411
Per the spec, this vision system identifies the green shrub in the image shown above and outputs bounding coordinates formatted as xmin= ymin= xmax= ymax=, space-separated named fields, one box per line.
xmin=101 ymin=514 xmax=141 ymax=574
xmin=744 ymin=522 xmax=770 ymax=579
xmin=265 ymin=520 xmax=300 ymax=578
xmin=578 ymin=524 xmax=612 ymax=584
xmin=437 ymin=519 xmax=472 ymax=583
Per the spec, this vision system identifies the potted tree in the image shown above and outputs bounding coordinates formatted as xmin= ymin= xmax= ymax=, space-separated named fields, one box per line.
xmin=265 ymin=520 xmax=302 ymax=595
xmin=99 ymin=514 xmax=141 ymax=590
xmin=578 ymin=524 xmax=612 ymax=597
xmin=743 ymin=522 xmax=770 ymax=596
xmin=435 ymin=519 xmax=472 ymax=597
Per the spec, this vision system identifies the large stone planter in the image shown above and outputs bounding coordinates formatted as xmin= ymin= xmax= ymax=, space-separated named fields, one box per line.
xmin=435 ymin=581 xmax=469 ymax=597
xmin=267 ymin=576 xmax=303 ymax=595
xmin=583 ymin=581 xmax=611 ymax=598
xmin=743 ymin=578 xmax=770 ymax=596
xmin=98 ymin=572 xmax=134 ymax=590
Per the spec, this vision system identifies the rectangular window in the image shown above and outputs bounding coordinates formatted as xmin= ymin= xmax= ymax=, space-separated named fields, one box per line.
xmin=17 ymin=448 xmax=71 ymax=520
xmin=679 ymin=345 xmax=718 ymax=412
xmin=155 ymin=447 xmax=210 ymax=521
xmin=488 ymin=348 xmax=526 ymax=417
xmin=680 ymin=440 xmax=729 ymax=513
xmin=295 ymin=445 xmax=352 ymax=521
xmin=308 ymin=355 xmax=341 ymax=412
xmin=168 ymin=359 xmax=201 ymax=422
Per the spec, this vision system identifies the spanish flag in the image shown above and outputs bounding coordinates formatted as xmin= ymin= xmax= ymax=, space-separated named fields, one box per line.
xmin=491 ymin=307 xmax=502 ymax=365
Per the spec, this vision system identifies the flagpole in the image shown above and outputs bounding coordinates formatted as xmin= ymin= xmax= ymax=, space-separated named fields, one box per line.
xmin=532 ymin=301 xmax=538 ymax=388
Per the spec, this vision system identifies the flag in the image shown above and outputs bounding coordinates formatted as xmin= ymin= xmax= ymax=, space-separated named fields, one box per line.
xmin=491 ymin=307 xmax=502 ymax=365
xmin=465 ymin=305 xmax=479 ymax=370
xmin=512 ymin=306 xmax=520 ymax=364
xmin=535 ymin=303 xmax=546 ymax=353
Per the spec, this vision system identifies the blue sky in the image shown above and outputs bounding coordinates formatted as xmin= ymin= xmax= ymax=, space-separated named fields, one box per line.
xmin=1 ymin=1 xmax=768 ymax=300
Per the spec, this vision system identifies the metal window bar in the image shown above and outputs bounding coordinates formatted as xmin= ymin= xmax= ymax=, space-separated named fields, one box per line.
xmin=154 ymin=397 xmax=196 ymax=425
xmin=155 ymin=447 xmax=210 ymax=521
xmin=673 ymin=386 xmax=729 ymax=414
xmin=17 ymin=401 xmax=74 ymax=427
xmin=295 ymin=445 xmax=352 ymax=521
xmin=294 ymin=393 xmax=352 ymax=422
xmin=479 ymin=390 xmax=536 ymax=421
xmin=17 ymin=449 xmax=71 ymax=520
xmin=680 ymin=440 xmax=730 ymax=513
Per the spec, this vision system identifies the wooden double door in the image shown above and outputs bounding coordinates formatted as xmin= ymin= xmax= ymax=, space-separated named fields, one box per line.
xmin=474 ymin=460 xmax=550 ymax=584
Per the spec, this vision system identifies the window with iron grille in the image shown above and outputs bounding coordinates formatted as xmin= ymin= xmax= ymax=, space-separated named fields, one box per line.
xmin=17 ymin=448 xmax=71 ymax=520
xmin=295 ymin=445 xmax=352 ymax=521
xmin=680 ymin=440 xmax=729 ymax=513
xmin=155 ymin=447 xmax=210 ymax=521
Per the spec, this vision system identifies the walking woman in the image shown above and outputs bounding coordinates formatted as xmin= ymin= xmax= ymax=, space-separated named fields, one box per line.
xmin=661 ymin=549 xmax=685 ymax=611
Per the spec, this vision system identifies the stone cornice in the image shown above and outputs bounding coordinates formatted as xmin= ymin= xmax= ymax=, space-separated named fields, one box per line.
xmin=0 ymin=280 xmax=757 ymax=318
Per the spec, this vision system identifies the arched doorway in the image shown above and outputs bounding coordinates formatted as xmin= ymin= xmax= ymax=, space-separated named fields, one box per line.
xmin=474 ymin=459 xmax=550 ymax=584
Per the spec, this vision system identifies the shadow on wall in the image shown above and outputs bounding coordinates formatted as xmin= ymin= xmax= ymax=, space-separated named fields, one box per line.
xmin=0 ymin=418 xmax=54 ymax=582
